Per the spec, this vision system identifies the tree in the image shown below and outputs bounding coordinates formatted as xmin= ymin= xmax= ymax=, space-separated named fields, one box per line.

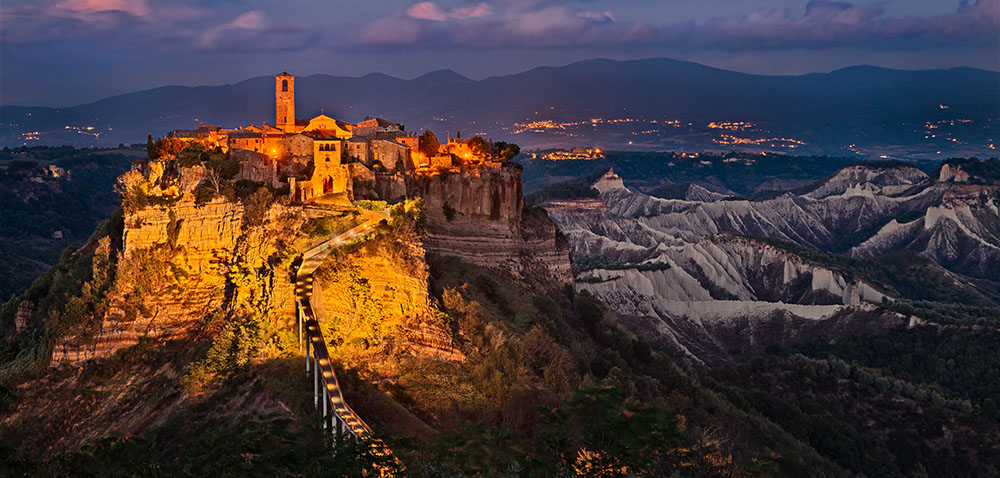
xmin=493 ymin=141 xmax=520 ymax=162
xmin=146 ymin=133 xmax=156 ymax=160
xmin=418 ymin=130 xmax=440 ymax=158
xmin=154 ymin=138 xmax=186 ymax=158
xmin=467 ymin=136 xmax=488 ymax=158
xmin=177 ymin=143 xmax=207 ymax=167
xmin=203 ymin=167 xmax=224 ymax=194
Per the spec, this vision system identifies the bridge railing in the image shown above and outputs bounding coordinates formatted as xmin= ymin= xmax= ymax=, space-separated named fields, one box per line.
xmin=292 ymin=207 xmax=398 ymax=467
xmin=299 ymin=298 xmax=374 ymax=440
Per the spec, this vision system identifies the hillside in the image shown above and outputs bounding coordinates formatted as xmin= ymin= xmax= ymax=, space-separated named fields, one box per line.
xmin=0 ymin=146 xmax=140 ymax=300
xmin=1 ymin=144 xmax=998 ymax=476
xmin=3 ymin=58 xmax=997 ymax=158
xmin=0 ymin=152 xmax=843 ymax=476
xmin=541 ymin=159 xmax=1000 ymax=359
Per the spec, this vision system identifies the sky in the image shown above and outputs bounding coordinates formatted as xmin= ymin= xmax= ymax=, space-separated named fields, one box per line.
xmin=1 ymin=0 xmax=998 ymax=106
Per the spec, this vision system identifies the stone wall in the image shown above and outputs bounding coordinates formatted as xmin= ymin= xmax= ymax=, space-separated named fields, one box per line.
xmin=231 ymin=150 xmax=278 ymax=186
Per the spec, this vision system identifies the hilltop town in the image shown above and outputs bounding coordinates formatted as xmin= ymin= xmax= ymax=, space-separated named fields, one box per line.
xmin=163 ymin=72 xmax=519 ymax=204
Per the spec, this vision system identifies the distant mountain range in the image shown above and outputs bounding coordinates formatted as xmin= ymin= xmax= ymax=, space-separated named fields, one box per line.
xmin=2 ymin=58 xmax=998 ymax=158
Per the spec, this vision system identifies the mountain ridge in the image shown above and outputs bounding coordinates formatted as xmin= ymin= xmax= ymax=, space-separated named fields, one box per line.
xmin=3 ymin=57 xmax=997 ymax=157
xmin=6 ymin=58 xmax=999 ymax=110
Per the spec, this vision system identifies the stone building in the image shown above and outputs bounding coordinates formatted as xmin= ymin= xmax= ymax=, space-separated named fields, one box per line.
xmin=165 ymin=71 xmax=499 ymax=204
xmin=168 ymin=124 xmax=228 ymax=150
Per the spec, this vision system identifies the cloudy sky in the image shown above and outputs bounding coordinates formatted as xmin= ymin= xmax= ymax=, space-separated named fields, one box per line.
xmin=1 ymin=0 xmax=997 ymax=106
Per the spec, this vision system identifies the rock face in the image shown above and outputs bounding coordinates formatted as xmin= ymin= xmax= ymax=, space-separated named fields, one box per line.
xmin=543 ymin=164 xmax=1000 ymax=363
xmin=411 ymin=163 xmax=572 ymax=282
xmin=850 ymin=184 xmax=1000 ymax=280
xmin=47 ymin=156 xmax=572 ymax=367
xmin=310 ymin=237 xmax=463 ymax=362
xmin=51 ymin=196 xmax=299 ymax=366
xmin=14 ymin=301 xmax=32 ymax=334
xmin=939 ymin=163 xmax=971 ymax=183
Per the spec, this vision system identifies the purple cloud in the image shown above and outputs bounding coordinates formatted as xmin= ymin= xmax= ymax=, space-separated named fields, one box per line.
xmin=0 ymin=0 xmax=318 ymax=52
xmin=356 ymin=0 xmax=1000 ymax=50
xmin=692 ymin=0 xmax=1000 ymax=48
xmin=360 ymin=2 xmax=650 ymax=48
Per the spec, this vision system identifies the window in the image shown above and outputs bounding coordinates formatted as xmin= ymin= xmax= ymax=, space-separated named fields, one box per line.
xmin=282 ymin=79 xmax=288 ymax=92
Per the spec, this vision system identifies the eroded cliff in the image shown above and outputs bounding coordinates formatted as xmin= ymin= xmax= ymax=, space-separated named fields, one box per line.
xmin=410 ymin=163 xmax=572 ymax=282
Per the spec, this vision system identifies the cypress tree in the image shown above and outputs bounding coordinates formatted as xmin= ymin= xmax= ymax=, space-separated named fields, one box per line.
xmin=146 ymin=133 xmax=156 ymax=159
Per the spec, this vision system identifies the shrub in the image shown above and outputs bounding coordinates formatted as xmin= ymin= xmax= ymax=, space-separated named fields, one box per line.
xmin=241 ymin=188 xmax=273 ymax=229
xmin=114 ymin=170 xmax=149 ymax=215
xmin=442 ymin=202 xmax=456 ymax=221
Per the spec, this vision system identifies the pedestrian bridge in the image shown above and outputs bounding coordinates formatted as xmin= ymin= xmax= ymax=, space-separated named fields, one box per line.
xmin=293 ymin=209 xmax=397 ymax=465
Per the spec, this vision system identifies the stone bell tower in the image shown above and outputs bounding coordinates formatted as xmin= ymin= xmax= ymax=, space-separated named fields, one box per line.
xmin=275 ymin=72 xmax=295 ymax=132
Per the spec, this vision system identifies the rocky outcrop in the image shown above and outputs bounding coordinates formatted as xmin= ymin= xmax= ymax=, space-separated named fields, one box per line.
xmin=310 ymin=237 xmax=463 ymax=362
xmin=51 ymin=196 xmax=301 ymax=366
xmin=542 ymin=164 xmax=1000 ymax=364
xmin=939 ymin=163 xmax=971 ymax=183
xmin=411 ymin=163 xmax=572 ymax=282
xmin=14 ymin=301 xmax=32 ymax=335
xmin=804 ymin=165 xmax=928 ymax=199
xmin=850 ymin=183 xmax=1000 ymax=280
xmin=231 ymin=149 xmax=279 ymax=186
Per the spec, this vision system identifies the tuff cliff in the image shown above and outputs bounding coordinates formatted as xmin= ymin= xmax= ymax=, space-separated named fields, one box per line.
xmin=309 ymin=209 xmax=464 ymax=366
xmin=50 ymin=194 xmax=302 ymax=367
xmin=410 ymin=163 xmax=572 ymax=282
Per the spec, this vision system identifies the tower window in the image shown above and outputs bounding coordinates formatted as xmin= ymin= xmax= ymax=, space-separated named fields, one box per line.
xmin=282 ymin=79 xmax=288 ymax=92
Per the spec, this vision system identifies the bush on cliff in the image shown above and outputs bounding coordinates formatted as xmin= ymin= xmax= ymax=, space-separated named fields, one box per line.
xmin=115 ymin=169 xmax=148 ymax=215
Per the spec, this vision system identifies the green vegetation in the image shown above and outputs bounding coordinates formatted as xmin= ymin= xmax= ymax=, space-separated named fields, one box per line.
xmin=524 ymin=171 xmax=603 ymax=205
xmin=302 ymin=212 xmax=363 ymax=238
xmin=354 ymin=199 xmax=389 ymax=211
xmin=441 ymin=202 xmax=456 ymax=221
xmin=648 ymin=182 xmax=696 ymax=199
xmin=0 ymin=414 xmax=399 ymax=477
xmin=492 ymin=141 xmax=520 ymax=162
xmin=791 ymin=326 xmax=1000 ymax=409
xmin=573 ymin=254 xmax=671 ymax=273
xmin=0 ymin=146 xmax=138 ymax=299
xmin=938 ymin=157 xmax=1000 ymax=183
xmin=706 ymin=352 xmax=996 ymax=478
xmin=397 ymin=254 xmax=842 ymax=476
xmin=0 ymin=213 xmax=123 ymax=382
xmin=418 ymin=131 xmax=440 ymax=158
